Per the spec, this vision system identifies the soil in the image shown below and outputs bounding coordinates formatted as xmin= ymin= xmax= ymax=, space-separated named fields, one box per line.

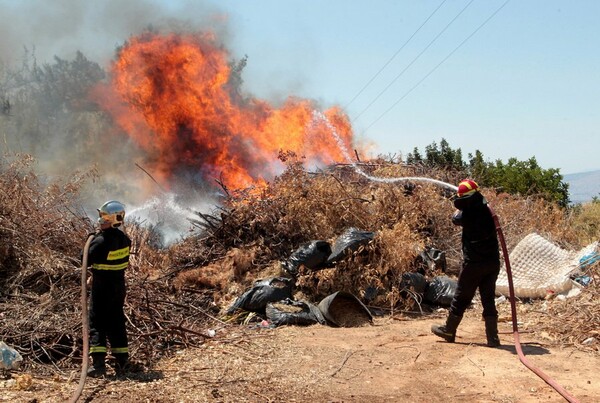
xmin=1 ymin=308 xmax=598 ymax=403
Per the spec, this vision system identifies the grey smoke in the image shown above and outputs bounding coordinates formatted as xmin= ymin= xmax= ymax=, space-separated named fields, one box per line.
xmin=0 ymin=0 xmax=227 ymax=66
xmin=0 ymin=0 xmax=229 ymax=244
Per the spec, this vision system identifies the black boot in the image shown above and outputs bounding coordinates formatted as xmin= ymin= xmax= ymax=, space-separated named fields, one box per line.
xmin=114 ymin=353 xmax=129 ymax=376
xmin=87 ymin=353 xmax=106 ymax=378
xmin=431 ymin=313 xmax=462 ymax=343
xmin=484 ymin=316 xmax=501 ymax=347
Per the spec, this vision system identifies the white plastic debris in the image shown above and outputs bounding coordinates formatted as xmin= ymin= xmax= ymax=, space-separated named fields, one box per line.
xmin=582 ymin=337 xmax=596 ymax=345
xmin=0 ymin=341 xmax=23 ymax=370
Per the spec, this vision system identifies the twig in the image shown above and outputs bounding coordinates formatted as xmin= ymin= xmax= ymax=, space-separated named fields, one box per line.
xmin=135 ymin=163 xmax=167 ymax=194
xmin=154 ymin=298 xmax=229 ymax=326
xmin=249 ymin=388 xmax=274 ymax=402
xmin=169 ymin=324 xmax=207 ymax=339
xmin=330 ymin=350 xmax=356 ymax=377
xmin=467 ymin=357 xmax=485 ymax=376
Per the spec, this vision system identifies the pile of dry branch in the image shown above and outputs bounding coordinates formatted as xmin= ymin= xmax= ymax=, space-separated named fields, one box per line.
xmin=0 ymin=155 xmax=220 ymax=373
xmin=1 ymin=153 xmax=597 ymax=375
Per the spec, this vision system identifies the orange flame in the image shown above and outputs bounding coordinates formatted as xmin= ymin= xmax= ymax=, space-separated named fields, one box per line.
xmin=93 ymin=31 xmax=355 ymax=190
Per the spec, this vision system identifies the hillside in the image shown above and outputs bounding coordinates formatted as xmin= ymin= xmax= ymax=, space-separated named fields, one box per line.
xmin=564 ymin=169 xmax=600 ymax=204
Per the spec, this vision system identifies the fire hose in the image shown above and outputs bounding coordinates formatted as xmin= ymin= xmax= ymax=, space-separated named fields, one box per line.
xmin=69 ymin=233 xmax=95 ymax=403
xmin=488 ymin=205 xmax=579 ymax=403
xmin=313 ymin=111 xmax=581 ymax=401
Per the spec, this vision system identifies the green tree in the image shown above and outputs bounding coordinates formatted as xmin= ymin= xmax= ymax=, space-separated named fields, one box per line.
xmin=406 ymin=139 xmax=570 ymax=207
xmin=422 ymin=138 xmax=465 ymax=170
xmin=485 ymin=157 xmax=569 ymax=207
xmin=406 ymin=147 xmax=423 ymax=164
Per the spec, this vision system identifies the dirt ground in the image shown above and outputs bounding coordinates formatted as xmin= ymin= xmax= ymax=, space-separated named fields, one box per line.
xmin=2 ymin=307 xmax=598 ymax=403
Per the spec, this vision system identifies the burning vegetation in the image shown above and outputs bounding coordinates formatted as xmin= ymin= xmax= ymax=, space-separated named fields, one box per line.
xmin=0 ymin=28 xmax=598 ymax=377
xmin=92 ymin=31 xmax=355 ymax=191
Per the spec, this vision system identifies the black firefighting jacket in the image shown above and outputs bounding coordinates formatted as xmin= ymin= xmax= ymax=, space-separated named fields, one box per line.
xmin=88 ymin=227 xmax=131 ymax=281
xmin=452 ymin=191 xmax=499 ymax=263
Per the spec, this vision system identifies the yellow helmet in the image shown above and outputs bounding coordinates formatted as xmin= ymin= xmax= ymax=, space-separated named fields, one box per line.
xmin=97 ymin=200 xmax=126 ymax=228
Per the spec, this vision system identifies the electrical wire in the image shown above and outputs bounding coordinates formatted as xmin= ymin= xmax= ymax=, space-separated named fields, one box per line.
xmin=344 ymin=0 xmax=448 ymax=110
xmin=363 ymin=0 xmax=510 ymax=132
xmin=352 ymin=0 xmax=476 ymax=122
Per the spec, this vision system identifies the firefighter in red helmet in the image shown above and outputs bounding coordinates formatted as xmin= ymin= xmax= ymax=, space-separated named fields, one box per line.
xmin=431 ymin=180 xmax=501 ymax=347
xmin=84 ymin=200 xmax=132 ymax=377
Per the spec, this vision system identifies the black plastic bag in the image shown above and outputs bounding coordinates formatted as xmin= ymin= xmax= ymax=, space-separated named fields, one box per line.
xmin=400 ymin=272 xmax=428 ymax=295
xmin=327 ymin=228 xmax=375 ymax=264
xmin=265 ymin=298 xmax=326 ymax=327
xmin=424 ymin=276 xmax=457 ymax=307
xmin=282 ymin=240 xmax=332 ymax=277
xmin=227 ymin=277 xmax=294 ymax=314
xmin=318 ymin=291 xmax=373 ymax=327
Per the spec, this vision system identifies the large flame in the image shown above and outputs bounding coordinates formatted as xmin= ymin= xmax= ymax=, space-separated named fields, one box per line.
xmin=93 ymin=31 xmax=355 ymax=190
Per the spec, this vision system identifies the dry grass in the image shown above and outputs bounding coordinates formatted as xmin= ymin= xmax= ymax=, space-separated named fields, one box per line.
xmin=1 ymin=153 xmax=598 ymax=376
xmin=0 ymin=154 xmax=218 ymax=373
xmin=175 ymin=160 xmax=585 ymax=305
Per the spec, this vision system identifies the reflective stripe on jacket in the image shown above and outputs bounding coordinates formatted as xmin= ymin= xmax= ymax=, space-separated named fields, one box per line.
xmin=88 ymin=228 xmax=131 ymax=273
xmin=92 ymin=246 xmax=130 ymax=270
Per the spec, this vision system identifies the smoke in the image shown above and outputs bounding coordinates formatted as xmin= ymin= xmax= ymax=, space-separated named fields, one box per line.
xmin=0 ymin=0 xmax=233 ymax=244
xmin=0 ymin=1 xmax=361 ymax=246
xmin=0 ymin=0 xmax=227 ymax=66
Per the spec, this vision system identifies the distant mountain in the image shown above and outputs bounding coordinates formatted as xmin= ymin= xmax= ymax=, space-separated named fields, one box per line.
xmin=564 ymin=170 xmax=600 ymax=204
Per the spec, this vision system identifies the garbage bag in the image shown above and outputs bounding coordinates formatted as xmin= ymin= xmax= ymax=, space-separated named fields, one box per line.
xmin=424 ymin=276 xmax=457 ymax=307
xmin=266 ymin=298 xmax=326 ymax=327
xmin=0 ymin=341 xmax=23 ymax=370
xmin=327 ymin=228 xmax=375 ymax=264
xmin=400 ymin=272 xmax=428 ymax=295
xmin=415 ymin=247 xmax=447 ymax=274
xmin=282 ymin=240 xmax=332 ymax=277
xmin=227 ymin=277 xmax=294 ymax=314
xmin=318 ymin=291 xmax=373 ymax=327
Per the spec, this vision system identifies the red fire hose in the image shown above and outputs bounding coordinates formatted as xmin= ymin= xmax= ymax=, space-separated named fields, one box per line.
xmin=69 ymin=233 xmax=94 ymax=403
xmin=488 ymin=205 xmax=579 ymax=403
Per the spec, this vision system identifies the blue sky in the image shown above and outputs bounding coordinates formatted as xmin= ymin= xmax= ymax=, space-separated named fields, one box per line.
xmin=2 ymin=0 xmax=599 ymax=174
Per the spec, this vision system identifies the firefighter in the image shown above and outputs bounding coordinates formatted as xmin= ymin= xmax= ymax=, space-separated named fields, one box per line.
xmin=431 ymin=179 xmax=501 ymax=347
xmin=85 ymin=200 xmax=132 ymax=377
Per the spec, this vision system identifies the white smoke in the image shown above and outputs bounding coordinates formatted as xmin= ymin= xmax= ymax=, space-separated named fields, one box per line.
xmin=0 ymin=0 xmax=228 ymax=66
xmin=0 ymin=0 xmax=232 ymax=244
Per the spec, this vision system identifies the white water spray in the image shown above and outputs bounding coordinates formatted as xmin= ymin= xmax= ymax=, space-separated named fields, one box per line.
xmin=310 ymin=110 xmax=458 ymax=192
xmin=126 ymin=192 xmax=216 ymax=246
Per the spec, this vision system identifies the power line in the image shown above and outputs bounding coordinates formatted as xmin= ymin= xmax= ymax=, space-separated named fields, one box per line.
xmin=364 ymin=0 xmax=511 ymax=132
xmin=352 ymin=0 xmax=476 ymax=122
xmin=344 ymin=0 xmax=448 ymax=110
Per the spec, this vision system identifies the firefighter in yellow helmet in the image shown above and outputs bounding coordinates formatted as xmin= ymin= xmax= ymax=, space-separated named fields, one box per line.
xmin=84 ymin=200 xmax=132 ymax=377
xmin=431 ymin=180 xmax=501 ymax=347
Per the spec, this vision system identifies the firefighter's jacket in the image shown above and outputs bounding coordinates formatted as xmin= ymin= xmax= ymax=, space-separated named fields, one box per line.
xmin=87 ymin=227 xmax=131 ymax=355
xmin=88 ymin=227 xmax=131 ymax=282
xmin=452 ymin=191 xmax=499 ymax=263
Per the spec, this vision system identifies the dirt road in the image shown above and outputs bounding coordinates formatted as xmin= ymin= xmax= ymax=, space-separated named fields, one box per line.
xmin=2 ymin=309 xmax=598 ymax=403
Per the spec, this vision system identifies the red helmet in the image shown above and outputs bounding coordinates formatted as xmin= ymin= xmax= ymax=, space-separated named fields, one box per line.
xmin=457 ymin=179 xmax=479 ymax=197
